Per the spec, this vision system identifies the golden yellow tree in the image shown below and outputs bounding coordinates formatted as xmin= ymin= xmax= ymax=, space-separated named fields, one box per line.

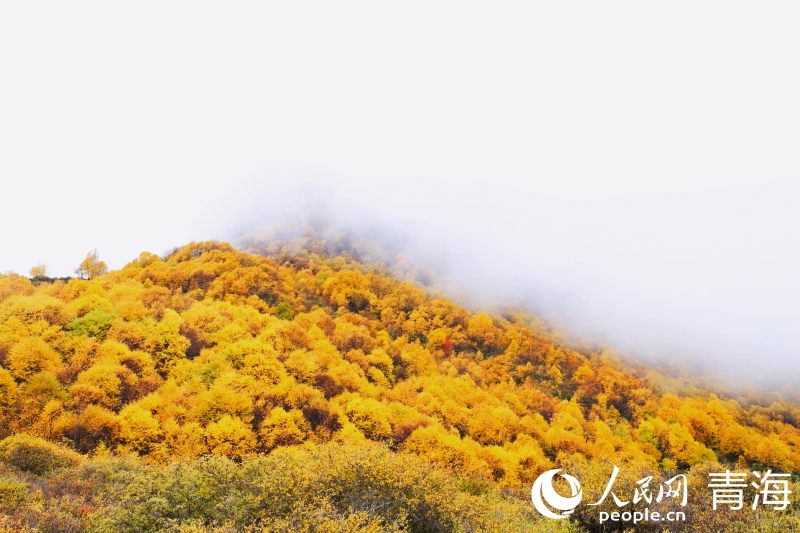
xmin=260 ymin=407 xmax=306 ymax=450
xmin=75 ymin=249 xmax=108 ymax=279
xmin=118 ymin=404 xmax=163 ymax=454
xmin=29 ymin=264 xmax=48 ymax=281
xmin=6 ymin=337 xmax=62 ymax=381
xmin=206 ymin=415 xmax=257 ymax=457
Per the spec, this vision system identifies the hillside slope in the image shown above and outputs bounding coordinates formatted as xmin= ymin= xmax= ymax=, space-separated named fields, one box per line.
xmin=2 ymin=239 xmax=798 ymax=474
xmin=1 ymin=239 xmax=800 ymax=531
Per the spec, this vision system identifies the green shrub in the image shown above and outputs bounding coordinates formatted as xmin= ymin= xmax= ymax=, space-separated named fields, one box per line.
xmin=162 ymin=501 xmax=398 ymax=533
xmin=66 ymin=306 xmax=121 ymax=340
xmin=0 ymin=478 xmax=28 ymax=511
xmin=0 ymin=434 xmax=83 ymax=475
xmin=82 ymin=443 xmax=561 ymax=533
xmin=275 ymin=302 xmax=294 ymax=321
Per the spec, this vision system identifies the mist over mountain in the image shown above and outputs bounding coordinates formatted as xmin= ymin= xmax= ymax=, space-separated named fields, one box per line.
xmin=194 ymin=175 xmax=800 ymax=390
xmin=3 ymin=3 xmax=798 ymax=389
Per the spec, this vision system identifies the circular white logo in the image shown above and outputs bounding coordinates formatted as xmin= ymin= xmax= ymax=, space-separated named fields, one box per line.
xmin=531 ymin=469 xmax=582 ymax=519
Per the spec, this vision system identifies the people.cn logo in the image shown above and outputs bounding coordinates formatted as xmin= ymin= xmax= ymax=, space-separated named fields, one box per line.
xmin=531 ymin=469 xmax=582 ymax=520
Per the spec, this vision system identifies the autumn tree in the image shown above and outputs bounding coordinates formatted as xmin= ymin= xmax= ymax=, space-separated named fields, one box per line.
xmin=29 ymin=264 xmax=48 ymax=281
xmin=7 ymin=337 xmax=62 ymax=381
xmin=75 ymin=249 xmax=108 ymax=279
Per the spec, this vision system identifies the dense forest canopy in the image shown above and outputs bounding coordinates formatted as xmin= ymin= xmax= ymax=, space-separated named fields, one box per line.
xmin=1 ymin=233 xmax=799 ymax=532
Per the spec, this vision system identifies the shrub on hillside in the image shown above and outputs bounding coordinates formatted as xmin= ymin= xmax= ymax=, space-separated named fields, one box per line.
xmin=0 ymin=434 xmax=83 ymax=475
xmin=0 ymin=477 xmax=29 ymax=512
xmin=75 ymin=442 xmax=568 ymax=533
xmin=66 ymin=306 xmax=121 ymax=341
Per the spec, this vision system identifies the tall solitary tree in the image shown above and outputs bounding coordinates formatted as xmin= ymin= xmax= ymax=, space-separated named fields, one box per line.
xmin=29 ymin=264 xmax=48 ymax=281
xmin=75 ymin=249 xmax=108 ymax=279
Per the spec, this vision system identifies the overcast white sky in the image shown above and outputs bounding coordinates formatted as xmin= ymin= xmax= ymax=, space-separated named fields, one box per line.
xmin=1 ymin=3 xmax=798 ymax=384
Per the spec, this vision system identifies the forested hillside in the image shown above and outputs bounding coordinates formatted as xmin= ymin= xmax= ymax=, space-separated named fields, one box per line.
xmin=1 ymin=237 xmax=799 ymax=532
